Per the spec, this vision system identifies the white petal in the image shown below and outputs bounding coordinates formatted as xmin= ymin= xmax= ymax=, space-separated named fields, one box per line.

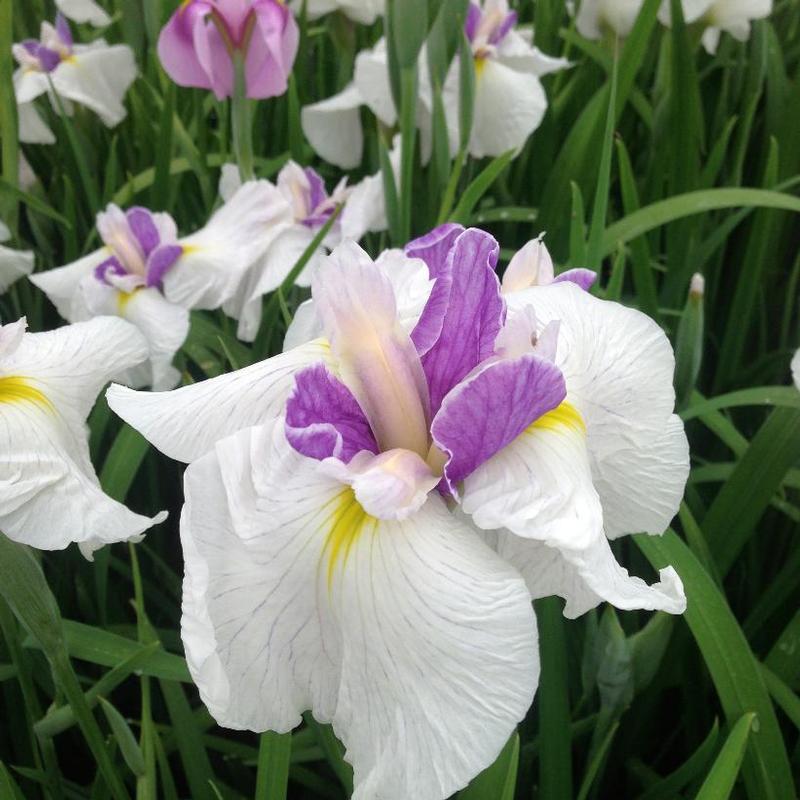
xmin=164 ymin=180 xmax=292 ymax=310
xmin=17 ymin=101 xmax=56 ymax=144
xmin=353 ymin=39 xmax=397 ymax=126
xmin=0 ymin=245 xmax=34 ymax=293
xmin=338 ymin=0 xmax=383 ymax=23
xmin=29 ymin=249 xmax=109 ymax=322
xmin=283 ymin=299 xmax=322 ymax=351
xmin=576 ymin=0 xmax=644 ymax=39
xmin=497 ymin=532 xmax=686 ymax=618
xmin=55 ymin=0 xmax=112 ymax=26
xmin=496 ymin=30 xmax=572 ymax=75
xmin=0 ymin=221 xmax=8 ymax=242
xmin=218 ymin=163 xmax=242 ymax=202
xmin=296 ymin=0 xmax=340 ymax=19
xmin=508 ymin=282 xmax=688 ymax=538
xmin=701 ymin=26 xmax=722 ymax=53
xmin=469 ymin=59 xmax=548 ymax=158
xmin=792 ymin=348 xmax=800 ymax=391
xmin=301 ymin=85 xmax=364 ymax=170
xmin=339 ymin=172 xmax=386 ymax=242
xmin=106 ymin=339 xmax=331 ymax=463
xmin=52 ymin=45 xmax=137 ymax=127
xmin=0 ymin=318 xmax=164 ymax=555
xmin=14 ymin=69 xmax=49 ymax=105
xmin=182 ymin=420 xmax=538 ymax=799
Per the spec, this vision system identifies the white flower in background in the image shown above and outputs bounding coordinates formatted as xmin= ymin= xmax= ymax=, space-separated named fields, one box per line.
xmin=219 ymin=157 xmax=393 ymax=341
xmin=0 ymin=316 xmax=165 ymax=559
xmin=792 ymin=349 xmax=799 ymax=391
xmin=108 ymin=225 xmax=685 ymax=799
xmin=30 ymin=181 xmax=289 ymax=389
xmin=576 ymin=0 xmax=644 ymax=39
xmin=658 ymin=0 xmax=773 ymax=54
xmin=293 ymin=0 xmax=383 ymax=24
xmin=13 ymin=14 xmax=136 ymax=144
xmin=0 ymin=221 xmax=34 ymax=294
xmin=55 ymin=0 xmax=111 ymax=27
xmin=301 ymin=3 xmax=568 ymax=168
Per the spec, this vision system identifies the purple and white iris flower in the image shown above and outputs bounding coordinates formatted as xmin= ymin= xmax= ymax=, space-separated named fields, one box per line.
xmin=31 ymin=180 xmax=289 ymax=389
xmin=13 ymin=15 xmax=137 ymax=145
xmin=106 ymin=224 xmax=687 ymax=799
xmin=219 ymin=158 xmax=392 ymax=341
xmin=658 ymin=0 xmax=773 ymax=54
xmin=0 ymin=317 xmax=165 ymax=559
xmin=158 ymin=0 xmax=298 ymax=100
xmin=0 ymin=221 xmax=34 ymax=294
xmin=55 ymin=0 xmax=112 ymax=27
xmin=576 ymin=0 xmax=644 ymax=40
xmin=301 ymin=1 xmax=568 ymax=169
xmin=294 ymin=0 xmax=383 ymax=24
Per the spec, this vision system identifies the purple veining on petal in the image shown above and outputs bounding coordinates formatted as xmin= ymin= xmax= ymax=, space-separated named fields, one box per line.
xmin=126 ymin=207 xmax=161 ymax=257
xmin=305 ymin=167 xmax=328 ymax=212
xmin=36 ymin=46 xmax=62 ymax=73
xmin=285 ymin=364 xmax=378 ymax=463
xmin=553 ymin=268 xmax=597 ymax=291
xmin=145 ymin=244 xmax=184 ymax=287
xmin=405 ymin=223 xmax=464 ymax=280
xmin=420 ymin=228 xmax=505 ymax=415
xmin=464 ymin=3 xmax=482 ymax=42
xmin=490 ymin=11 xmax=517 ymax=45
xmin=55 ymin=13 xmax=73 ymax=49
xmin=94 ymin=256 xmax=127 ymax=285
xmin=431 ymin=354 xmax=566 ymax=495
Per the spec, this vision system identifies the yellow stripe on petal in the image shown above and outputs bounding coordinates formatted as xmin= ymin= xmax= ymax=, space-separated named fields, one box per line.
xmin=529 ymin=401 xmax=586 ymax=434
xmin=0 ymin=376 xmax=52 ymax=411
xmin=323 ymin=488 xmax=376 ymax=589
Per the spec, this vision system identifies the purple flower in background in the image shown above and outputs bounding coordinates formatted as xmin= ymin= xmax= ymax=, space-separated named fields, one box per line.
xmin=158 ymin=0 xmax=299 ymax=99
xmin=108 ymin=224 xmax=688 ymax=800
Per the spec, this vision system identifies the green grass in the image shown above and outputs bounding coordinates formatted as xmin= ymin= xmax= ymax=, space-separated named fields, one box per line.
xmin=1 ymin=1 xmax=799 ymax=798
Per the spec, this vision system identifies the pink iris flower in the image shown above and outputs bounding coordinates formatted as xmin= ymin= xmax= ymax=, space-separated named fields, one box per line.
xmin=157 ymin=0 xmax=299 ymax=100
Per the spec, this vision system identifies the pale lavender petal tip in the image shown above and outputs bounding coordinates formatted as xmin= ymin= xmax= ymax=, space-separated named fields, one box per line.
xmin=553 ymin=268 xmax=597 ymax=291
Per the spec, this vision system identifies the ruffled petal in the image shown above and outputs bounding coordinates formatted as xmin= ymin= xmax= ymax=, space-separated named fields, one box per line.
xmin=29 ymin=249 xmax=109 ymax=322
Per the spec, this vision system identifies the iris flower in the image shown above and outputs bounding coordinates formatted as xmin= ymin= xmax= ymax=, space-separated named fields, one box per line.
xmin=13 ymin=15 xmax=137 ymax=145
xmin=158 ymin=0 xmax=298 ymax=100
xmin=218 ymin=158 xmax=393 ymax=341
xmin=0 ymin=221 xmax=34 ymax=294
xmin=0 ymin=316 xmax=165 ymax=559
xmin=31 ymin=181 xmax=290 ymax=389
xmin=108 ymin=225 xmax=686 ymax=799
xmin=576 ymin=0 xmax=644 ymax=40
xmin=301 ymin=1 xmax=568 ymax=169
xmin=658 ymin=0 xmax=772 ymax=54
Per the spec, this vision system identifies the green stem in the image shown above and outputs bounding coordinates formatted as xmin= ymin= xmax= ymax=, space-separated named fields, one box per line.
xmin=437 ymin=147 xmax=467 ymax=224
xmin=232 ymin=51 xmax=255 ymax=182
xmin=255 ymin=731 xmax=291 ymax=799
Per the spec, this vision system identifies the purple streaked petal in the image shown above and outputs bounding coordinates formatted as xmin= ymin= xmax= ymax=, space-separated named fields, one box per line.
xmin=490 ymin=11 xmax=517 ymax=45
xmin=431 ymin=354 xmax=566 ymax=494
xmin=55 ymin=13 xmax=73 ymax=49
xmin=421 ymin=228 xmax=505 ymax=414
xmin=94 ymin=256 xmax=127 ymax=284
xmin=21 ymin=40 xmax=39 ymax=55
xmin=36 ymin=46 xmax=61 ymax=73
xmin=126 ymin=207 xmax=161 ymax=256
xmin=304 ymin=167 xmax=328 ymax=212
xmin=405 ymin=223 xmax=464 ymax=280
xmin=553 ymin=268 xmax=597 ymax=291
xmin=145 ymin=244 xmax=183 ymax=287
xmin=157 ymin=2 xmax=216 ymax=93
xmin=465 ymin=3 xmax=482 ymax=42
xmin=285 ymin=363 xmax=378 ymax=463
xmin=244 ymin=0 xmax=299 ymax=100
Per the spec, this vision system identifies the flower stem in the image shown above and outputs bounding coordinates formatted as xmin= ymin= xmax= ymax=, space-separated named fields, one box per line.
xmin=232 ymin=51 xmax=255 ymax=183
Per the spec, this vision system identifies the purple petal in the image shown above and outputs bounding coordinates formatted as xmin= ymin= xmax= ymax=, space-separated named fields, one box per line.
xmin=244 ymin=0 xmax=298 ymax=100
xmin=304 ymin=167 xmax=328 ymax=212
xmin=145 ymin=244 xmax=183 ymax=287
xmin=432 ymin=354 xmax=566 ymax=494
xmin=55 ymin=13 xmax=73 ymax=49
xmin=420 ymin=228 xmax=505 ymax=414
xmin=36 ymin=46 xmax=61 ymax=73
xmin=285 ymin=364 xmax=378 ymax=463
xmin=464 ymin=3 xmax=482 ymax=42
xmin=94 ymin=256 xmax=127 ymax=284
xmin=21 ymin=40 xmax=39 ymax=55
xmin=553 ymin=268 xmax=597 ymax=291
xmin=405 ymin=223 xmax=464 ymax=280
xmin=489 ymin=11 xmax=517 ymax=45
xmin=126 ymin=207 xmax=160 ymax=256
xmin=157 ymin=2 xmax=215 ymax=93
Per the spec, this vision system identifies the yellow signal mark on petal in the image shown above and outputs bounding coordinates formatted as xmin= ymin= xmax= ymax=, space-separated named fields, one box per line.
xmin=529 ymin=401 xmax=586 ymax=435
xmin=0 ymin=376 xmax=52 ymax=411
xmin=117 ymin=288 xmax=139 ymax=314
xmin=474 ymin=56 xmax=487 ymax=77
xmin=323 ymin=488 xmax=375 ymax=590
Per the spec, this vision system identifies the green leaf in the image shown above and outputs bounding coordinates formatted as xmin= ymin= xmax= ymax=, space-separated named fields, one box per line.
xmin=0 ymin=760 xmax=26 ymax=800
xmin=674 ymin=274 xmax=705 ymax=408
xmin=458 ymin=732 xmax=518 ymax=800
xmin=601 ymin=188 xmax=800 ymax=257
xmin=255 ymin=732 xmax=292 ymax=800
xmin=449 ymin=150 xmax=515 ymax=225
xmin=98 ymin=696 xmax=146 ymax=778
xmin=100 ymin=424 xmax=151 ymax=503
xmin=694 ymin=712 xmax=756 ymax=800
xmin=635 ymin=531 xmax=795 ymax=800
xmin=0 ymin=178 xmax=73 ymax=229
xmin=0 ymin=0 xmax=19 ymax=227
xmin=304 ymin=715 xmax=353 ymax=795
xmin=681 ymin=386 xmax=800 ymax=420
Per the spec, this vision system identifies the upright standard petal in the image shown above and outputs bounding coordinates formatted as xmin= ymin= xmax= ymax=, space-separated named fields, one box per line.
xmin=52 ymin=44 xmax=138 ymax=127
xmin=507 ymin=282 xmax=689 ymax=538
xmin=181 ymin=419 xmax=539 ymax=799
xmin=0 ymin=317 xmax=165 ymax=556
xmin=106 ymin=339 xmax=332 ymax=463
